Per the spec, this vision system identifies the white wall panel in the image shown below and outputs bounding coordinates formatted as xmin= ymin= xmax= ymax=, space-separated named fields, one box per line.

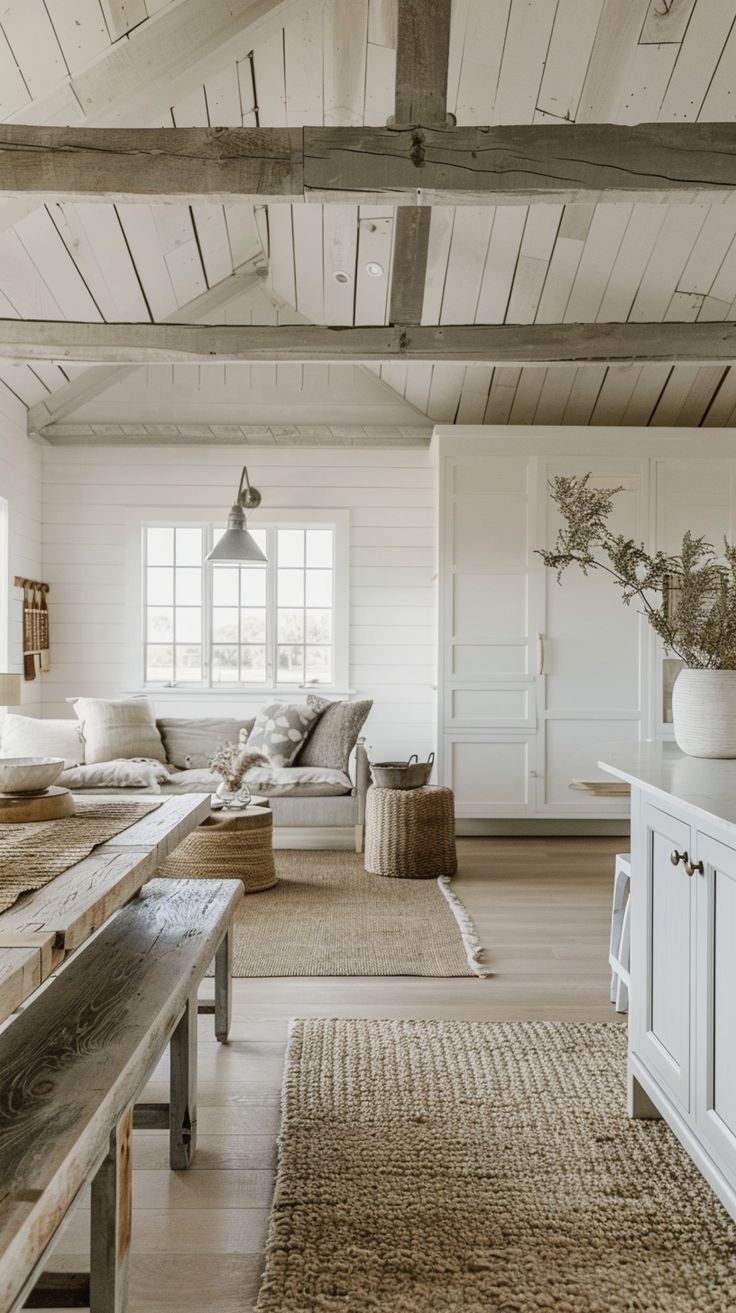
xmin=41 ymin=444 xmax=436 ymax=760
xmin=0 ymin=387 xmax=42 ymax=715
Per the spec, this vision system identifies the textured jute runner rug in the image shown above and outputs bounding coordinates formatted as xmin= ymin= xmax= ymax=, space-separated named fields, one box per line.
xmin=228 ymin=849 xmax=487 ymax=977
xmin=256 ymin=1020 xmax=736 ymax=1313
xmin=0 ymin=798 xmax=162 ymax=913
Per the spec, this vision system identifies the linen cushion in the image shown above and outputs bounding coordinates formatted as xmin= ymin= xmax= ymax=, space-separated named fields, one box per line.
xmin=164 ymin=765 xmax=353 ymax=797
xmin=69 ymin=696 xmax=166 ymax=765
xmin=0 ymin=713 xmax=84 ymax=769
xmin=157 ymin=716 xmax=256 ymax=769
xmin=59 ymin=758 xmax=172 ymax=791
xmin=296 ymin=696 xmax=372 ymax=773
xmin=244 ymin=700 xmax=324 ymax=768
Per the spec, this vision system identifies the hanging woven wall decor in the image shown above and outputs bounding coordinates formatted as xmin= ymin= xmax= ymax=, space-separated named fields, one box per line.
xmin=16 ymin=578 xmax=51 ymax=681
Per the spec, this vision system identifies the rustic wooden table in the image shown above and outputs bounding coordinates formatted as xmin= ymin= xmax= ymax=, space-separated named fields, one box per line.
xmin=0 ymin=792 xmax=211 ymax=1025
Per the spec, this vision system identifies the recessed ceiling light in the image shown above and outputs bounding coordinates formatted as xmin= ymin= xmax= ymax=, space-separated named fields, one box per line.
xmin=333 ymin=270 xmax=351 ymax=284
xmin=365 ymin=261 xmax=384 ymax=278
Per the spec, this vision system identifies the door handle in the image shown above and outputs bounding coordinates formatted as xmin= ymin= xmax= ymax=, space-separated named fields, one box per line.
xmin=684 ymin=857 xmax=704 ymax=877
xmin=536 ymin=633 xmax=545 ymax=676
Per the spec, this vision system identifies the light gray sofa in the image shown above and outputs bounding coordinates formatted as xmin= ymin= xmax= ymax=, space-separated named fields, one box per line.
xmin=71 ymin=716 xmax=371 ymax=851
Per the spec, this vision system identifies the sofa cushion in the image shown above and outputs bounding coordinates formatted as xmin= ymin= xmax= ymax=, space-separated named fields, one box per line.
xmin=157 ymin=716 xmax=256 ymax=769
xmin=245 ymin=700 xmax=324 ymax=768
xmin=296 ymin=696 xmax=372 ymax=772
xmin=1 ymin=713 xmax=84 ymax=769
xmin=246 ymin=766 xmax=354 ymax=797
xmin=68 ymin=696 xmax=166 ymax=765
xmin=59 ymin=758 xmax=172 ymax=791
xmin=165 ymin=765 xmax=353 ymax=797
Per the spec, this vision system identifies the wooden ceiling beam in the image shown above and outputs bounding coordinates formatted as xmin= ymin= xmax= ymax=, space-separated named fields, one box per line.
xmin=389 ymin=0 xmax=452 ymax=326
xmin=6 ymin=320 xmax=736 ymax=366
xmin=3 ymin=123 xmax=736 ymax=205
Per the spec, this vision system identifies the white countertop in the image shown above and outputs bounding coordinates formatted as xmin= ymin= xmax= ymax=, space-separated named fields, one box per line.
xmin=599 ymin=741 xmax=736 ymax=834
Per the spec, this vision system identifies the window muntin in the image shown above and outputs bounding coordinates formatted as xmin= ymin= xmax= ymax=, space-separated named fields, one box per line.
xmin=143 ymin=523 xmax=335 ymax=688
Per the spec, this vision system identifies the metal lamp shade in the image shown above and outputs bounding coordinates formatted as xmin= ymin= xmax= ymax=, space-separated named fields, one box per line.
xmin=205 ymin=466 xmax=267 ymax=564
xmin=205 ymin=507 xmax=267 ymax=564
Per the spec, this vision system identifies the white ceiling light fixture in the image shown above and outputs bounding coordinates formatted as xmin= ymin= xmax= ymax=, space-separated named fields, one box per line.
xmin=333 ymin=270 xmax=351 ymax=284
xmin=205 ymin=466 xmax=267 ymax=564
xmin=365 ymin=261 xmax=384 ymax=278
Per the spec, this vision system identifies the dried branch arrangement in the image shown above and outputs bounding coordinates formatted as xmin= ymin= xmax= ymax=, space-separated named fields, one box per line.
xmin=539 ymin=473 xmax=736 ymax=670
xmin=209 ymin=744 xmax=267 ymax=789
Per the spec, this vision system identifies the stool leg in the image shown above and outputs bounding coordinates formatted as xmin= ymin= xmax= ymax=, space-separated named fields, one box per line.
xmin=609 ymin=864 xmax=628 ymax=1002
xmin=170 ymin=992 xmax=197 ymax=1170
xmin=614 ymin=892 xmax=632 ymax=1013
xmin=214 ymin=929 xmax=232 ymax=1044
xmin=90 ymin=1106 xmax=133 ymax=1313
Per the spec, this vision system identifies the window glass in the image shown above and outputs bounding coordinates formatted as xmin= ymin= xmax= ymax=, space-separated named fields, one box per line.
xmin=144 ymin=524 xmax=335 ymax=687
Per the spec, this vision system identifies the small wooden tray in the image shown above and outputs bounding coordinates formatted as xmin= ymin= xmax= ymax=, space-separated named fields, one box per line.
xmin=0 ymin=787 xmax=75 ymax=823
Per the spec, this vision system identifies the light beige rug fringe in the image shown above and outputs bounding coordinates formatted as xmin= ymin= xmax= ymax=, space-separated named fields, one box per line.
xmin=437 ymin=875 xmax=491 ymax=977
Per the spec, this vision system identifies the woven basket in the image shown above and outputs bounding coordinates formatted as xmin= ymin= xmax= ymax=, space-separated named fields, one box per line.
xmin=370 ymin=754 xmax=434 ymax=790
xmin=159 ymin=806 xmax=277 ymax=893
xmin=365 ymin=785 xmax=457 ymax=879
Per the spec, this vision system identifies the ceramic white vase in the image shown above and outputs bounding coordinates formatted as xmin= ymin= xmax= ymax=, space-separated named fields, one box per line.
xmin=672 ymin=668 xmax=736 ymax=758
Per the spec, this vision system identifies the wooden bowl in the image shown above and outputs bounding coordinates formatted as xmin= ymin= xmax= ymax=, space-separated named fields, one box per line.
xmin=0 ymin=756 xmax=65 ymax=794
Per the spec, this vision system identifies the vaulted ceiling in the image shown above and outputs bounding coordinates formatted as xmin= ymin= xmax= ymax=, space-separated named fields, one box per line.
xmin=4 ymin=0 xmax=736 ymax=443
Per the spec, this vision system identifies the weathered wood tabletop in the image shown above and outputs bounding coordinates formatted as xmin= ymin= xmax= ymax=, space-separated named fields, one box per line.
xmin=0 ymin=792 xmax=210 ymax=1024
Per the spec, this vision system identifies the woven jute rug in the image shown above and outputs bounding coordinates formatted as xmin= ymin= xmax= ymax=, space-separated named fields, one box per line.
xmin=256 ymin=1020 xmax=736 ymax=1313
xmin=0 ymin=797 xmax=162 ymax=913
xmin=228 ymin=849 xmax=486 ymax=978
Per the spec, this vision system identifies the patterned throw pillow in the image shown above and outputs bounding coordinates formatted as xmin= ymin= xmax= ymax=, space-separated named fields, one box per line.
xmin=296 ymin=695 xmax=373 ymax=773
xmin=244 ymin=700 xmax=325 ymax=768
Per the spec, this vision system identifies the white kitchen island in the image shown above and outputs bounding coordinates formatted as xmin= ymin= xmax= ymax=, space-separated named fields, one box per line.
xmin=600 ymin=743 xmax=736 ymax=1222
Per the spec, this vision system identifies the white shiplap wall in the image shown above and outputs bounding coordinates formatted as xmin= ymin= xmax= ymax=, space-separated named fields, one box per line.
xmin=41 ymin=444 xmax=436 ymax=759
xmin=0 ymin=383 xmax=42 ymax=712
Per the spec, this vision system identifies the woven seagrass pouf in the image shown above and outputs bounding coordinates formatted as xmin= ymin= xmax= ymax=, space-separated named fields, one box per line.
xmin=365 ymin=785 xmax=457 ymax=879
xmin=159 ymin=804 xmax=277 ymax=893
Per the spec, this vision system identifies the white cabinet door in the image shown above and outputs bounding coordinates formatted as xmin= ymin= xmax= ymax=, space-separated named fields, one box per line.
xmin=439 ymin=451 xmax=537 ymax=815
xmin=635 ymin=802 xmax=694 ymax=1113
xmin=538 ymin=460 xmax=646 ymax=815
xmin=444 ymin=733 xmax=535 ymax=818
xmin=694 ymin=831 xmax=736 ymax=1175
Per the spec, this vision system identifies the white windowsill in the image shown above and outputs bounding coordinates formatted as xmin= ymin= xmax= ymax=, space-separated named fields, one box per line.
xmin=129 ymin=686 xmax=356 ymax=698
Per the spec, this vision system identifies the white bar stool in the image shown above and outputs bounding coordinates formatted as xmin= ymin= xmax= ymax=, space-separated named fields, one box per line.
xmin=609 ymin=852 xmax=631 ymax=1013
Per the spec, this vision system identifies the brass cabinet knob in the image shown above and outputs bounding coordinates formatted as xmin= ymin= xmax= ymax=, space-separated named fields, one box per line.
xmin=670 ymin=849 xmax=688 ymax=867
xmin=684 ymin=857 xmax=705 ymax=877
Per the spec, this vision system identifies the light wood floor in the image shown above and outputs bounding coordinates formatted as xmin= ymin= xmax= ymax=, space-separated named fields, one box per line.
xmin=50 ymin=836 xmax=625 ymax=1313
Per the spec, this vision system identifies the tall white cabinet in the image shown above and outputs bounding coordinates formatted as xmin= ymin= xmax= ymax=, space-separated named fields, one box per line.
xmin=435 ymin=428 xmax=736 ymax=821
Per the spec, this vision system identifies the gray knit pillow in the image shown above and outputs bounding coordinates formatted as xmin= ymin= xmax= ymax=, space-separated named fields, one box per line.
xmin=296 ymin=696 xmax=372 ymax=773
xmin=246 ymin=700 xmax=324 ymax=768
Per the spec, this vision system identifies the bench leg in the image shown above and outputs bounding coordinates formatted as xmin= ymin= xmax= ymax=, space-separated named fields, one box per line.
xmin=355 ymin=823 xmax=364 ymax=854
xmin=170 ymin=992 xmax=197 ymax=1170
xmin=89 ymin=1106 xmax=133 ymax=1313
xmin=214 ymin=929 xmax=232 ymax=1044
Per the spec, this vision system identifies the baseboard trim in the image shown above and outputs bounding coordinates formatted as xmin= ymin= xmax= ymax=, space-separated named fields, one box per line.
xmin=274 ymin=821 xmax=630 ymax=847
xmin=455 ymin=819 xmax=631 ymax=837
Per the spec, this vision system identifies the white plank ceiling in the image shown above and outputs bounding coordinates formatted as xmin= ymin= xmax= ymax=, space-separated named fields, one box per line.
xmin=5 ymin=0 xmax=736 ymax=438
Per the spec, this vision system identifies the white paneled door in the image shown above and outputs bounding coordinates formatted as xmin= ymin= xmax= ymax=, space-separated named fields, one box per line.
xmin=439 ymin=447 xmax=537 ymax=818
xmin=537 ymin=457 xmax=646 ymax=815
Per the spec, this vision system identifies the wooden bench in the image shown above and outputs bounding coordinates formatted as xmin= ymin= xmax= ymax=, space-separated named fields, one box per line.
xmin=0 ymin=876 xmax=243 ymax=1313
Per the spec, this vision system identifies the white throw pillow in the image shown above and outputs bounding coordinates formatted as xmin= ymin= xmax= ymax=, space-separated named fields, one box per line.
xmin=0 ymin=713 xmax=84 ymax=769
xmin=245 ymin=700 xmax=324 ymax=768
xmin=69 ymin=697 xmax=166 ymax=766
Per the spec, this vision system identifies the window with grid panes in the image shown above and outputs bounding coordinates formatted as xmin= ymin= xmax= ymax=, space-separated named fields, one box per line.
xmin=143 ymin=524 xmax=335 ymax=687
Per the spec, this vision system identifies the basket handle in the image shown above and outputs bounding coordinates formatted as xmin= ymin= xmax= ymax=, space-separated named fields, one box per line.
xmin=407 ymin=753 xmax=418 ymax=765
xmin=426 ymin=752 xmax=435 ymax=766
